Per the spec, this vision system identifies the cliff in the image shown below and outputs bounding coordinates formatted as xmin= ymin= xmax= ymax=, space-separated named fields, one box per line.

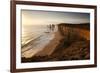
xmin=50 ymin=23 xmax=90 ymax=60
xmin=58 ymin=23 xmax=90 ymax=40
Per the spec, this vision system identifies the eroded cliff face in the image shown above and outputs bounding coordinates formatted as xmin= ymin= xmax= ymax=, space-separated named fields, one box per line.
xmin=50 ymin=23 xmax=90 ymax=61
xmin=58 ymin=23 xmax=90 ymax=41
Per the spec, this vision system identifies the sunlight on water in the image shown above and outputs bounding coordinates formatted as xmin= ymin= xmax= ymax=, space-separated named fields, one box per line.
xmin=22 ymin=25 xmax=48 ymax=46
xmin=21 ymin=24 xmax=58 ymax=58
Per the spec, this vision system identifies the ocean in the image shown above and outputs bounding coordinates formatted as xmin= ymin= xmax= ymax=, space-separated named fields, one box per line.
xmin=21 ymin=24 xmax=57 ymax=58
xmin=22 ymin=25 xmax=49 ymax=47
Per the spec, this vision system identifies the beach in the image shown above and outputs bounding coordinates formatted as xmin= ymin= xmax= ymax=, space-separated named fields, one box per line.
xmin=21 ymin=23 xmax=90 ymax=62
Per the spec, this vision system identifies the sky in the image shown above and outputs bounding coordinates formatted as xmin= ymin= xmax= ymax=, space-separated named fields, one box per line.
xmin=21 ymin=10 xmax=90 ymax=25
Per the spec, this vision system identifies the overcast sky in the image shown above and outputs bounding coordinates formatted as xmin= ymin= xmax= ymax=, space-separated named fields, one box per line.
xmin=22 ymin=10 xmax=90 ymax=25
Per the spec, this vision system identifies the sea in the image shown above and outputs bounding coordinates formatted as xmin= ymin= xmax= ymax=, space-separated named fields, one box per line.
xmin=21 ymin=24 xmax=57 ymax=58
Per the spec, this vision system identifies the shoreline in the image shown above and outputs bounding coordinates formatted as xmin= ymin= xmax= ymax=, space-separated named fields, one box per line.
xmin=21 ymin=24 xmax=90 ymax=62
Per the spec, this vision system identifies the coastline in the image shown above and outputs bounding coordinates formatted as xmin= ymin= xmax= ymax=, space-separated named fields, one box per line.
xmin=21 ymin=23 xmax=90 ymax=63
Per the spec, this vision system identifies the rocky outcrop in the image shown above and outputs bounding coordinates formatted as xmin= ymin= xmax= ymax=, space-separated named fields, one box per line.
xmin=58 ymin=23 xmax=90 ymax=40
